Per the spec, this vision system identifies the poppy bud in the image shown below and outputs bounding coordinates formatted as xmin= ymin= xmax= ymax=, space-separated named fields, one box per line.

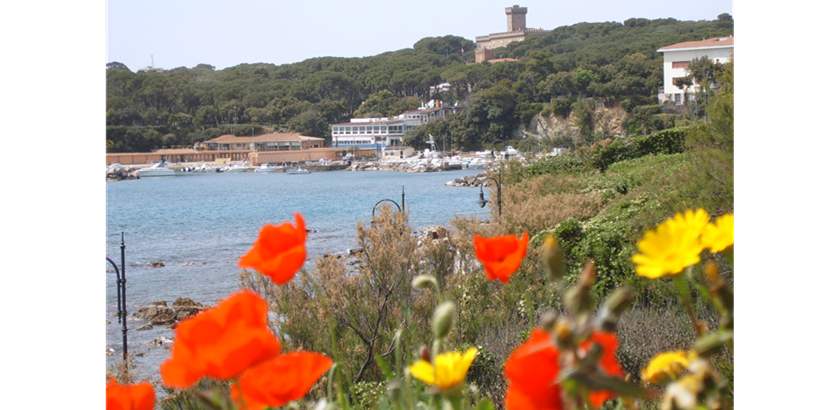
xmin=419 ymin=345 xmax=431 ymax=363
xmin=432 ymin=301 xmax=456 ymax=339
xmin=567 ymin=261 xmax=598 ymax=317
xmin=412 ymin=275 xmax=438 ymax=290
xmin=603 ymin=286 xmax=635 ymax=316
xmin=694 ymin=331 xmax=732 ymax=357
xmin=542 ymin=235 xmax=567 ymax=282
xmin=553 ymin=318 xmax=574 ymax=348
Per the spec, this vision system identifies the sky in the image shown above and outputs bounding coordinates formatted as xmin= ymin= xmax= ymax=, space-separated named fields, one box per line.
xmin=107 ymin=0 xmax=734 ymax=72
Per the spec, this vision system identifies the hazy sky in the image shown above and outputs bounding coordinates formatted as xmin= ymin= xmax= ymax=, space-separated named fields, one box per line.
xmin=106 ymin=0 xmax=733 ymax=72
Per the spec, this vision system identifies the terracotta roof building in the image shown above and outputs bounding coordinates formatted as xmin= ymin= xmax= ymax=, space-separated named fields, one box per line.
xmin=656 ymin=36 xmax=734 ymax=107
xmin=201 ymin=132 xmax=324 ymax=152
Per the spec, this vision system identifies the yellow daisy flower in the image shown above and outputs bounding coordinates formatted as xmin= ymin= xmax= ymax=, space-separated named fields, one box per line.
xmin=409 ymin=347 xmax=478 ymax=390
xmin=701 ymin=213 xmax=734 ymax=253
xmin=632 ymin=209 xmax=709 ymax=278
xmin=641 ymin=350 xmax=690 ymax=384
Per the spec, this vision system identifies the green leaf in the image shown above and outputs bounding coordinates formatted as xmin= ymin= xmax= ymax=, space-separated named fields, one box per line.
xmin=375 ymin=354 xmax=394 ymax=380
xmin=476 ymin=397 xmax=495 ymax=410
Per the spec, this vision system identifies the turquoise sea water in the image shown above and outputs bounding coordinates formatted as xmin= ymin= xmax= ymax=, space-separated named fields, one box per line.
xmin=105 ymin=168 xmax=486 ymax=382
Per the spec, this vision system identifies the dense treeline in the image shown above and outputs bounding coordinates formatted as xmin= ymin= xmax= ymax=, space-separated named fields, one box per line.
xmin=106 ymin=16 xmax=732 ymax=152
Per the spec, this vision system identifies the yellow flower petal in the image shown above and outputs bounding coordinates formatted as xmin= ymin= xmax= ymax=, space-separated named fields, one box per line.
xmin=410 ymin=347 xmax=478 ymax=390
xmin=409 ymin=360 xmax=436 ymax=385
xmin=641 ymin=350 xmax=689 ymax=384
xmin=701 ymin=213 xmax=734 ymax=253
xmin=632 ymin=209 xmax=708 ymax=278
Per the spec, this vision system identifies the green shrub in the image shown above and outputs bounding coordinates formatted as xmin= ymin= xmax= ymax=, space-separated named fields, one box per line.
xmin=515 ymin=102 xmax=544 ymax=125
xmin=350 ymin=381 xmax=387 ymax=410
xmin=549 ymin=97 xmax=575 ymax=118
xmin=521 ymin=153 xmax=589 ymax=178
xmin=591 ymin=127 xmax=688 ymax=171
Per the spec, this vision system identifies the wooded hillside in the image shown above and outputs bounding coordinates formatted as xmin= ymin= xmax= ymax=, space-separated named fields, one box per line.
xmin=106 ymin=15 xmax=733 ymax=153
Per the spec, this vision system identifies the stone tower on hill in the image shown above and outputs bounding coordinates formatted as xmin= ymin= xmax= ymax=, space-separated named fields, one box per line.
xmin=475 ymin=5 xmax=550 ymax=63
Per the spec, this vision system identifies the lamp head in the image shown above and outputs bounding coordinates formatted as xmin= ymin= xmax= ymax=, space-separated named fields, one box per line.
xmin=476 ymin=188 xmax=488 ymax=208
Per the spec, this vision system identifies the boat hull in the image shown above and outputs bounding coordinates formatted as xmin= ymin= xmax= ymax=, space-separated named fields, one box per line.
xmin=137 ymin=168 xmax=176 ymax=177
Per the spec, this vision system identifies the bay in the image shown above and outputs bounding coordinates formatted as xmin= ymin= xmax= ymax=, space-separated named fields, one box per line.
xmin=105 ymin=168 xmax=487 ymax=382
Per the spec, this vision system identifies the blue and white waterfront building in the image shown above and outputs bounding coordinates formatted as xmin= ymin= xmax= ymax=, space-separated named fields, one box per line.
xmin=331 ymin=106 xmax=456 ymax=150
xmin=330 ymin=118 xmax=414 ymax=150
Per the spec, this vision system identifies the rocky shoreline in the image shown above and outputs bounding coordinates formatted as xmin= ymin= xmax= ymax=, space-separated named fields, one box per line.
xmin=106 ymin=166 xmax=142 ymax=181
xmin=127 ymin=297 xmax=207 ymax=331
xmin=345 ymin=160 xmax=464 ymax=173
xmin=444 ymin=171 xmax=492 ymax=187
xmin=106 ymin=159 xmax=469 ymax=181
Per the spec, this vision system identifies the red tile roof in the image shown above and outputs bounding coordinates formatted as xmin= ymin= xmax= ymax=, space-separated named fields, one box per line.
xmin=206 ymin=133 xmax=323 ymax=142
xmin=487 ymin=58 xmax=521 ymax=63
xmin=658 ymin=36 xmax=734 ymax=52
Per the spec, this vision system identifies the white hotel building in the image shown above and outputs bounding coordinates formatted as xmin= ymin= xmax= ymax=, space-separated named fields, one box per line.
xmin=331 ymin=106 xmax=454 ymax=150
xmin=657 ymin=36 xmax=734 ymax=106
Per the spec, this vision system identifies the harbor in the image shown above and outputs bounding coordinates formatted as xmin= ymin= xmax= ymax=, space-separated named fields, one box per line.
xmin=105 ymin=168 xmax=490 ymax=383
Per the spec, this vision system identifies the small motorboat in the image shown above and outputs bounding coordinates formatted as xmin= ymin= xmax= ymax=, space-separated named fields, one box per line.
xmin=137 ymin=161 xmax=176 ymax=177
xmin=224 ymin=162 xmax=250 ymax=173
xmin=287 ymin=167 xmax=310 ymax=175
xmin=255 ymin=163 xmax=276 ymax=173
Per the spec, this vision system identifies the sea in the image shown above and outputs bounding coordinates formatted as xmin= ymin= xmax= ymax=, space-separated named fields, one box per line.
xmin=105 ymin=168 xmax=487 ymax=383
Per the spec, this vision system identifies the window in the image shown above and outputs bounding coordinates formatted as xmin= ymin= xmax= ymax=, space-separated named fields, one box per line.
xmin=675 ymin=94 xmax=682 ymax=105
xmin=672 ymin=61 xmax=690 ymax=69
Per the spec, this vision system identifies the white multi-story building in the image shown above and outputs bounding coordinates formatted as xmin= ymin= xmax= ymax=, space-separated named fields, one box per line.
xmin=657 ymin=36 xmax=734 ymax=106
xmin=330 ymin=119 xmax=410 ymax=150
xmin=330 ymin=106 xmax=456 ymax=149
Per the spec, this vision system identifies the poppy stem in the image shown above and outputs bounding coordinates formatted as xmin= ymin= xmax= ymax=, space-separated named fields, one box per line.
xmin=301 ymin=268 xmax=343 ymax=385
xmin=674 ymin=269 xmax=704 ymax=337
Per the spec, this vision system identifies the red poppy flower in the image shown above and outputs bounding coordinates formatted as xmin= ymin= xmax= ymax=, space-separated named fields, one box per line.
xmin=474 ymin=232 xmax=529 ymax=283
xmin=239 ymin=213 xmax=307 ymax=285
xmin=504 ymin=328 xmax=564 ymax=410
xmin=106 ymin=378 xmax=155 ymax=410
xmin=578 ymin=330 xmax=625 ymax=408
xmin=160 ymin=291 xmax=281 ymax=389
xmin=231 ymin=351 xmax=333 ymax=410
xmin=504 ymin=328 xmax=626 ymax=410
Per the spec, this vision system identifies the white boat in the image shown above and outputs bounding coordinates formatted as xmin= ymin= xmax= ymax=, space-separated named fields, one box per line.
xmin=255 ymin=163 xmax=276 ymax=173
xmin=137 ymin=161 xmax=176 ymax=177
xmin=224 ymin=163 xmax=250 ymax=173
xmin=287 ymin=167 xmax=310 ymax=175
xmin=463 ymin=158 xmax=487 ymax=169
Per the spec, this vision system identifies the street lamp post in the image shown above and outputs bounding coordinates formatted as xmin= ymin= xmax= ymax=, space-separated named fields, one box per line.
xmin=106 ymin=232 xmax=128 ymax=363
xmin=492 ymin=138 xmax=508 ymax=160
xmin=476 ymin=176 xmax=502 ymax=217
xmin=372 ymin=186 xmax=406 ymax=221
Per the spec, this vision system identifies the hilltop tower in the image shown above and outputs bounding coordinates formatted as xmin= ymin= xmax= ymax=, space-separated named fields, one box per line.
xmin=506 ymin=5 xmax=527 ymax=32
xmin=475 ymin=5 xmax=549 ymax=63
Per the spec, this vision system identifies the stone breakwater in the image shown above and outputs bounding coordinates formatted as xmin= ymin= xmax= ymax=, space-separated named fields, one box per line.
xmin=107 ymin=166 xmax=142 ymax=181
xmin=444 ymin=171 xmax=491 ymax=187
xmin=345 ymin=160 xmax=463 ymax=173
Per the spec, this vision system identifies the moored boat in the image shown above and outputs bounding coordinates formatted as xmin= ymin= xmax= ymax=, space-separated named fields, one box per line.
xmin=255 ymin=163 xmax=276 ymax=173
xmin=224 ymin=162 xmax=250 ymax=173
xmin=137 ymin=161 xmax=176 ymax=177
xmin=287 ymin=167 xmax=311 ymax=175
